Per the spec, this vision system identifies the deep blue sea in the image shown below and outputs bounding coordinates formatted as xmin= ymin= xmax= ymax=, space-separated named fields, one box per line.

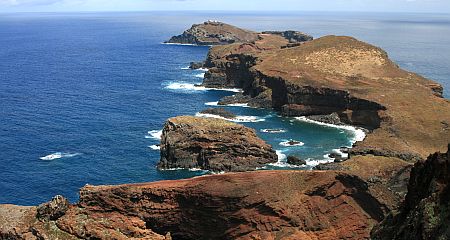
xmin=1 ymin=12 xmax=449 ymax=205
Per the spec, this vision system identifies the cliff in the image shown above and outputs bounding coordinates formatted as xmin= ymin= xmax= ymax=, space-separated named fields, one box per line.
xmin=157 ymin=116 xmax=278 ymax=172
xmin=201 ymin=34 xmax=450 ymax=161
xmin=1 ymin=165 xmax=411 ymax=240
xmin=371 ymin=145 xmax=450 ymax=240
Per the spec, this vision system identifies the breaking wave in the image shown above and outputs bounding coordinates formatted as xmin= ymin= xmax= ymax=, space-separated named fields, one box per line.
xmin=294 ymin=117 xmax=366 ymax=144
xmin=145 ymin=130 xmax=162 ymax=140
xmin=165 ymin=82 xmax=242 ymax=93
xmin=40 ymin=152 xmax=81 ymax=161
xmin=195 ymin=113 xmax=265 ymax=123
xmin=279 ymin=140 xmax=305 ymax=147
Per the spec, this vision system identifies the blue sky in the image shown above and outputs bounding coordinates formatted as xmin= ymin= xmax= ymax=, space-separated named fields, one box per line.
xmin=0 ymin=0 xmax=449 ymax=13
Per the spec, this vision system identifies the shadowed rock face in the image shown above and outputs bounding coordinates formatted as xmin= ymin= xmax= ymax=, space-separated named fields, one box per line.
xmin=371 ymin=145 xmax=450 ymax=240
xmin=157 ymin=116 xmax=278 ymax=172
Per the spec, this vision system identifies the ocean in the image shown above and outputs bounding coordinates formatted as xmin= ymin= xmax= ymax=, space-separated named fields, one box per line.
xmin=1 ymin=11 xmax=449 ymax=205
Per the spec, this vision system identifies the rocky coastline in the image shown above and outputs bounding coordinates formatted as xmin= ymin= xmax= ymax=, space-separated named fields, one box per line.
xmin=1 ymin=21 xmax=450 ymax=239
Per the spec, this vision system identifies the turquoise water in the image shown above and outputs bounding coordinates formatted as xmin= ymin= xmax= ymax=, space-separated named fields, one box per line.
xmin=1 ymin=12 xmax=449 ymax=205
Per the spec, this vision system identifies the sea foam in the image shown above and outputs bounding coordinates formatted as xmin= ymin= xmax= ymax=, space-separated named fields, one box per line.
xmin=195 ymin=73 xmax=205 ymax=78
xmin=149 ymin=145 xmax=160 ymax=150
xmin=165 ymin=82 xmax=242 ymax=93
xmin=260 ymin=128 xmax=287 ymax=133
xmin=195 ymin=113 xmax=265 ymax=123
xmin=204 ymin=101 xmax=250 ymax=108
xmin=40 ymin=152 xmax=81 ymax=161
xmin=145 ymin=130 xmax=162 ymax=140
xmin=279 ymin=140 xmax=305 ymax=147
xmin=294 ymin=116 xmax=366 ymax=144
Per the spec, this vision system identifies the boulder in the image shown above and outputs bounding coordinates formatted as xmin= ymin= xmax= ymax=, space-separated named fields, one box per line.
xmin=286 ymin=155 xmax=306 ymax=165
xmin=199 ymin=108 xmax=236 ymax=119
xmin=36 ymin=195 xmax=69 ymax=221
xmin=157 ymin=116 xmax=277 ymax=172
xmin=189 ymin=61 xmax=204 ymax=69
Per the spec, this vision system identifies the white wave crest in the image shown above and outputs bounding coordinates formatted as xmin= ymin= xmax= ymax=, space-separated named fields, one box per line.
xmin=279 ymin=140 xmax=305 ymax=147
xmin=181 ymin=66 xmax=190 ymax=70
xmin=294 ymin=116 xmax=366 ymax=145
xmin=162 ymin=42 xmax=197 ymax=46
xmin=165 ymin=82 xmax=242 ymax=93
xmin=205 ymin=101 xmax=219 ymax=106
xmin=306 ymin=158 xmax=334 ymax=167
xmin=204 ymin=102 xmax=250 ymax=108
xmin=195 ymin=113 xmax=265 ymax=123
xmin=195 ymin=73 xmax=205 ymax=78
xmin=260 ymin=128 xmax=287 ymax=133
xmin=149 ymin=145 xmax=160 ymax=150
xmin=40 ymin=152 xmax=81 ymax=161
xmin=145 ymin=130 xmax=162 ymax=140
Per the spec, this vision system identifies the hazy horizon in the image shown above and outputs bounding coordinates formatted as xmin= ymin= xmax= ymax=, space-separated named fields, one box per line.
xmin=1 ymin=0 xmax=449 ymax=13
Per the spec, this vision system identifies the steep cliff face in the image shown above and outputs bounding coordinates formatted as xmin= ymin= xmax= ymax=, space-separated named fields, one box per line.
xmin=201 ymin=34 xmax=450 ymax=160
xmin=157 ymin=116 xmax=278 ymax=172
xmin=371 ymin=145 xmax=450 ymax=240
xmin=1 ymin=170 xmax=402 ymax=240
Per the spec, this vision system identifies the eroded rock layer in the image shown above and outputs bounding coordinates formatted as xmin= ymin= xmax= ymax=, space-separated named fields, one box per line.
xmin=1 ymin=168 xmax=408 ymax=240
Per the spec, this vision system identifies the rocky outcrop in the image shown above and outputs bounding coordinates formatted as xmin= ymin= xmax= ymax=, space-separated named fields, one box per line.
xmin=165 ymin=21 xmax=259 ymax=45
xmin=199 ymin=108 xmax=236 ymax=119
xmin=371 ymin=145 xmax=450 ymax=240
xmin=189 ymin=61 xmax=205 ymax=69
xmin=1 ymin=170 xmax=400 ymax=240
xmin=36 ymin=195 xmax=69 ymax=221
xmin=262 ymin=30 xmax=313 ymax=43
xmin=286 ymin=155 xmax=306 ymax=165
xmin=157 ymin=116 xmax=277 ymax=172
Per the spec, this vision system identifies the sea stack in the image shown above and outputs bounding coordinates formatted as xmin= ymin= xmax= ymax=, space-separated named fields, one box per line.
xmin=157 ymin=116 xmax=278 ymax=172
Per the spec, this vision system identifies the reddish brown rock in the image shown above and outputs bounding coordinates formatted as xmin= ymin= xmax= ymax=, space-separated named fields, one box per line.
xmin=1 ymin=170 xmax=399 ymax=240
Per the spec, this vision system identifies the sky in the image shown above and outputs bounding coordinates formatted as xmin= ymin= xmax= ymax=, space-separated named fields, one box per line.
xmin=0 ymin=0 xmax=449 ymax=13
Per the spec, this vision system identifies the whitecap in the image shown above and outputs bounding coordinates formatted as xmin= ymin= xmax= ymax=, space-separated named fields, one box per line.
xmin=260 ymin=128 xmax=287 ymax=133
xmin=145 ymin=130 xmax=162 ymax=140
xmin=195 ymin=113 xmax=265 ymax=123
xmin=279 ymin=140 xmax=305 ymax=147
xmin=149 ymin=145 xmax=160 ymax=150
xmin=181 ymin=66 xmax=190 ymax=70
xmin=165 ymin=82 xmax=242 ymax=93
xmin=205 ymin=101 xmax=219 ymax=106
xmin=40 ymin=152 xmax=81 ymax=161
xmin=294 ymin=116 xmax=366 ymax=145
xmin=204 ymin=102 xmax=250 ymax=108
xmin=306 ymin=158 xmax=334 ymax=167
xmin=197 ymin=68 xmax=209 ymax=72
xmin=162 ymin=42 xmax=197 ymax=46
xmin=194 ymin=73 xmax=205 ymax=78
